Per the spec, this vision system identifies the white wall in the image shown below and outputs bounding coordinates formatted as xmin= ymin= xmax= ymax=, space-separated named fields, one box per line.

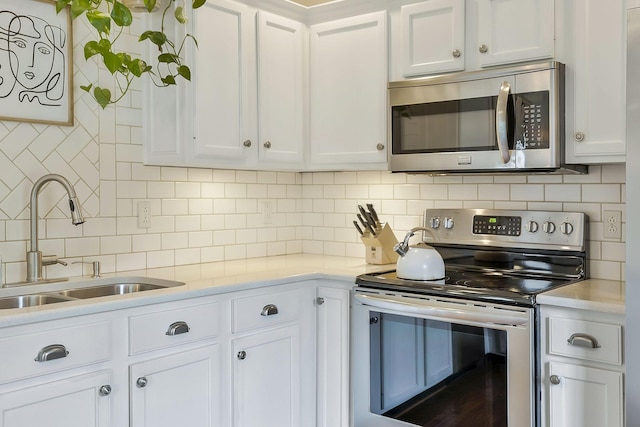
xmin=0 ymin=15 xmax=626 ymax=284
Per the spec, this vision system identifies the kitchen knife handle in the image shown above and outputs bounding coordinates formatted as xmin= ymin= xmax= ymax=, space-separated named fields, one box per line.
xmin=358 ymin=205 xmax=377 ymax=230
xmin=353 ymin=221 xmax=364 ymax=235
xmin=357 ymin=213 xmax=376 ymax=236
xmin=367 ymin=203 xmax=380 ymax=225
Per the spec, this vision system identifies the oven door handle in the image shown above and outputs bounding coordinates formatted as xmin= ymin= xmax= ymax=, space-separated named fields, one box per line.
xmin=496 ymin=81 xmax=512 ymax=164
xmin=354 ymin=293 xmax=529 ymax=326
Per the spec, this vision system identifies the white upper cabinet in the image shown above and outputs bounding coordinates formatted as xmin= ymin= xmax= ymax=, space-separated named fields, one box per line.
xmin=309 ymin=11 xmax=388 ymax=170
xmin=192 ymin=0 xmax=257 ymax=168
xmin=256 ymin=11 xmax=305 ymax=169
xmin=562 ymin=0 xmax=626 ymax=164
xmin=476 ymin=0 xmax=554 ymax=67
xmin=400 ymin=0 xmax=465 ymax=76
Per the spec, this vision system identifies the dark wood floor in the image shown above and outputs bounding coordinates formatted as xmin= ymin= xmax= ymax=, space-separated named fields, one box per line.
xmin=383 ymin=354 xmax=507 ymax=427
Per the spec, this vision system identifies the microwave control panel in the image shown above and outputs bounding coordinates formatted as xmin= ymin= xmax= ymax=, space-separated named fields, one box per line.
xmin=516 ymin=91 xmax=549 ymax=150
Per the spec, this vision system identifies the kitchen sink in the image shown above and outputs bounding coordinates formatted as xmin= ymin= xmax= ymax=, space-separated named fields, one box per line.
xmin=54 ymin=283 xmax=169 ymax=299
xmin=0 ymin=277 xmax=186 ymax=309
xmin=0 ymin=294 xmax=76 ymax=309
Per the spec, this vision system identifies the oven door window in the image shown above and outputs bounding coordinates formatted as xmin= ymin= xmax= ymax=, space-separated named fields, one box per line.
xmin=369 ymin=311 xmax=507 ymax=427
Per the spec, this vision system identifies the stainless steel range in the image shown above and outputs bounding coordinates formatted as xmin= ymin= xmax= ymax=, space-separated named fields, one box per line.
xmin=352 ymin=209 xmax=588 ymax=427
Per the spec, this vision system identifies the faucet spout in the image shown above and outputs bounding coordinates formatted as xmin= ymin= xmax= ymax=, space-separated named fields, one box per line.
xmin=27 ymin=174 xmax=85 ymax=283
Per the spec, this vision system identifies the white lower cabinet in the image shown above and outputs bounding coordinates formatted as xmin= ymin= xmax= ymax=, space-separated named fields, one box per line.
xmin=0 ymin=279 xmax=352 ymax=426
xmin=540 ymin=305 xmax=624 ymax=427
xmin=0 ymin=370 xmax=112 ymax=427
xmin=130 ymin=345 xmax=220 ymax=427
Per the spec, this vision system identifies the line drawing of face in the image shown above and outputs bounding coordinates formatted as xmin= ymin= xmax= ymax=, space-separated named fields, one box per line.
xmin=0 ymin=10 xmax=66 ymax=105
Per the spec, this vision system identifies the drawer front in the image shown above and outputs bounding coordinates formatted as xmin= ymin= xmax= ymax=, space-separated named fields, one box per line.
xmin=548 ymin=316 xmax=622 ymax=365
xmin=0 ymin=321 xmax=111 ymax=384
xmin=129 ymin=301 xmax=220 ymax=355
xmin=232 ymin=289 xmax=302 ymax=333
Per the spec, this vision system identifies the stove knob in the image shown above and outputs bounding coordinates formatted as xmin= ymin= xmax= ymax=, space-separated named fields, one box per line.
xmin=543 ymin=221 xmax=556 ymax=234
xmin=560 ymin=222 xmax=574 ymax=235
xmin=430 ymin=217 xmax=441 ymax=229
xmin=443 ymin=217 xmax=454 ymax=229
xmin=526 ymin=220 xmax=539 ymax=233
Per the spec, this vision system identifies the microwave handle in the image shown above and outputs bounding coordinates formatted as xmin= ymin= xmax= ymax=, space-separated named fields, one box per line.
xmin=496 ymin=81 xmax=511 ymax=164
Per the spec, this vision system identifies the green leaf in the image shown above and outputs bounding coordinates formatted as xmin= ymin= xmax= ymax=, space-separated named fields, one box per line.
xmin=177 ymin=65 xmax=191 ymax=81
xmin=144 ymin=0 xmax=157 ymax=12
xmin=111 ymin=1 xmax=133 ymax=27
xmin=83 ymin=40 xmax=102 ymax=59
xmin=102 ymin=51 xmax=123 ymax=74
xmin=158 ymin=53 xmax=179 ymax=64
xmin=70 ymin=0 xmax=91 ymax=19
xmin=56 ymin=0 xmax=71 ymax=14
xmin=94 ymin=87 xmax=112 ymax=109
xmin=128 ymin=59 xmax=149 ymax=77
xmin=98 ymin=38 xmax=112 ymax=51
xmin=161 ymin=75 xmax=176 ymax=85
xmin=86 ymin=10 xmax=111 ymax=35
xmin=80 ymin=84 xmax=93 ymax=93
xmin=192 ymin=0 xmax=206 ymax=9
xmin=139 ymin=31 xmax=167 ymax=46
xmin=175 ymin=6 xmax=187 ymax=24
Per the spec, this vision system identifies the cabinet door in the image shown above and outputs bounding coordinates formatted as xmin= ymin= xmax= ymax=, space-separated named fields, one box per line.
xmin=0 ymin=371 xmax=111 ymax=427
xmin=564 ymin=0 xmax=626 ymax=163
xmin=548 ymin=361 xmax=623 ymax=427
xmin=477 ymin=0 xmax=554 ymax=67
xmin=400 ymin=0 xmax=465 ymax=76
xmin=191 ymin=0 xmax=257 ymax=167
xmin=257 ymin=11 xmax=304 ymax=169
xmin=232 ymin=325 xmax=300 ymax=427
xmin=316 ymin=286 xmax=350 ymax=427
xmin=309 ymin=11 xmax=388 ymax=170
xmin=130 ymin=345 xmax=220 ymax=427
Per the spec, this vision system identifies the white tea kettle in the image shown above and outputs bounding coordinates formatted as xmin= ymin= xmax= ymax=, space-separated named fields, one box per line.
xmin=394 ymin=227 xmax=445 ymax=281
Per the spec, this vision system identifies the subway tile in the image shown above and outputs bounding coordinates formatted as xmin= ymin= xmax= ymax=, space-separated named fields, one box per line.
xmin=582 ymin=184 xmax=621 ymax=203
xmin=162 ymin=232 xmax=189 ymax=250
xmin=176 ymin=182 xmax=201 ymax=198
xmin=545 ymin=184 xmax=581 ymax=202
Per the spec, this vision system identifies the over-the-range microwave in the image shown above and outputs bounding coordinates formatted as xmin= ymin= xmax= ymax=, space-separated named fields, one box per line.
xmin=388 ymin=61 xmax=587 ymax=174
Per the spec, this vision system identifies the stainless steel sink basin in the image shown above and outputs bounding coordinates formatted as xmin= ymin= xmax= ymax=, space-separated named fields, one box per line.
xmin=55 ymin=283 xmax=168 ymax=299
xmin=0 ymin=294 xmax=75 ymax=309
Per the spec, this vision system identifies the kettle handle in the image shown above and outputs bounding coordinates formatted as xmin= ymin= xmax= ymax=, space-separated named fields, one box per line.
xmin=394 ymin=227 xmax=438 ymax=256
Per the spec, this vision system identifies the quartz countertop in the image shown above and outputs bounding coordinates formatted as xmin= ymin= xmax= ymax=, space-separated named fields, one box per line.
xmin=0 ymin=254 xmax=625 ymax=327
xmin=536 ymin=278 xmax=625 ymax=314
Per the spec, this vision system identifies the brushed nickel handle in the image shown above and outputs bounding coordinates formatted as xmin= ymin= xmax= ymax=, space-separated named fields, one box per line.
xmin=316 ymin=297 xmax=325 ymax=305
xmin=34 ymin=344 xmax=69 ymax=362
xmin=376 ymin=143 xmax=385 ymax=151
xmin=166 ymin=321 xmax=190 ymax=336
xmin=567 ymin=333 xmax=601 ymax=349
xmin=99 ymin=385 xmax=112 ymax=396
xmin=549 ymin=375 xmax=561 ymax=385
xmin=479 ymin=44 xmax=488 ymax=53
xmin=495 ymin=81 xmax=512 ymax=164
xmin=243 ymin=140 xmax=252 ymax=147
xmin=136 ymin=377 xmax=148 ymax=388
xmin=574 ymin=132 xmax=585 ymax=142
xmin=261 ymin=304 xmax=279 ymax=316
xmin=264 ymin=141 xmax=272 ymax=149
xmin=452 ymin=49 xmax=461 ymax=58
xmin=237 ymin=350 xmax=247 ymax=360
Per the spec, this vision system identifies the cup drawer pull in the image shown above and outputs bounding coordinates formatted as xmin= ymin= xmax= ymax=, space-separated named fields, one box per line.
xmin=261 ymin=304 xmax=279 ymax=316
xmin=34 ymin=344 xmax=69 ymax=362
xmin=567 ymin=333 xmax=601 ymax=349
xmin=166 ymin=321 xmax=190 ymax=336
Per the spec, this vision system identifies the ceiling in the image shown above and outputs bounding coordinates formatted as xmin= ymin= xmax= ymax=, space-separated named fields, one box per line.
xmin=286 ymin=0 xmax=340 ymax=7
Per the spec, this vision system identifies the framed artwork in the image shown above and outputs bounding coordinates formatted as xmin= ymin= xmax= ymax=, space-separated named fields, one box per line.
xmin=0 ymin=0 xmax=73 ymax=126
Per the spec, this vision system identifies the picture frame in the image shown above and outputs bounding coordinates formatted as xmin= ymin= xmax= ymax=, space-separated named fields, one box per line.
xmin=0 ymin=0 xmax=73 ymax=126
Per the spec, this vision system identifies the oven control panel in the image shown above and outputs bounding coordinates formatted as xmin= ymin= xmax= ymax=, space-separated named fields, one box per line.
xmin=473 ymin=215 xmax=521 ymax=236
xmin=424 ymin=209 xmax=587 ymax=252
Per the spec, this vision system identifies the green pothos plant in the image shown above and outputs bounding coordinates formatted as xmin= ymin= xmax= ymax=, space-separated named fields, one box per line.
xmin=55 ymin=0 xmax=206 ymax=108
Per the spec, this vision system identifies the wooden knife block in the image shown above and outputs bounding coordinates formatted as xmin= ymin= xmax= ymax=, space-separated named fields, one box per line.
xmin=360 ymin=223 xmax=399 ymax=265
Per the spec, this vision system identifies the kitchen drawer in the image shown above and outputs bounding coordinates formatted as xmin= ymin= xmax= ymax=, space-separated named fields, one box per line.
xmin=129 ymin=300 xmax=221 ymax=355
xmin=232 ymin=288 xmax=302 ymax=333
xmin=0 ymin=320 xmax=111 ymax=384
xmin=548 ymin=316 xmax=622 ymax=365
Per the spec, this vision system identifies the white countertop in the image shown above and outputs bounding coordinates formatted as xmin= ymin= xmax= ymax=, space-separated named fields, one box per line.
xmin=0 ymin=254 xmax=625 ymax=327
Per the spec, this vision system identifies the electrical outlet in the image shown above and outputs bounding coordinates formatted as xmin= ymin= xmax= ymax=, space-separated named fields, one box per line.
xmin=138 ymin=201 xmax=152 ymax=228
xmin=603 ymin=210 xmax=622 ymax=239
xmin=263 ymin=201 xmax=272 ymax=224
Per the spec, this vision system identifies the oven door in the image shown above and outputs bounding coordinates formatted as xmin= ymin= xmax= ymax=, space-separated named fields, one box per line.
xmin=352 ymin=290 xmax=536 ymax=427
